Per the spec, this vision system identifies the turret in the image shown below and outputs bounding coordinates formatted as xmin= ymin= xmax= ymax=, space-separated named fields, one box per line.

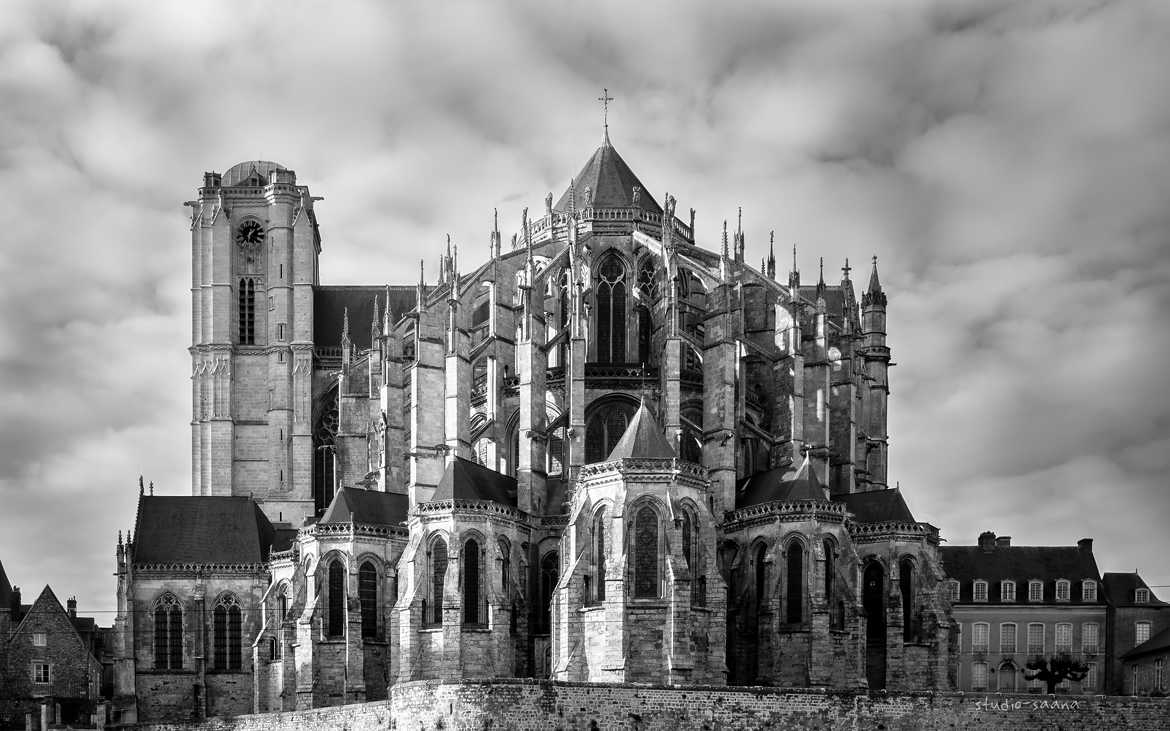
xmin=733 ymin=207 xmax=745 ymax=263
xmin=860 ymin=256 xmax=890 ymax=489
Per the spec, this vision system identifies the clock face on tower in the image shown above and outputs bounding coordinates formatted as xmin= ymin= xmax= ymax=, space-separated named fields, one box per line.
xmin=235 ymin=219 xmax=265 ymax=247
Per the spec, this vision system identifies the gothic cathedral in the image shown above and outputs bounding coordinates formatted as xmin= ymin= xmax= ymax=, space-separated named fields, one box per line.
xmin=112 ymin=136 xmax=954 ymax=724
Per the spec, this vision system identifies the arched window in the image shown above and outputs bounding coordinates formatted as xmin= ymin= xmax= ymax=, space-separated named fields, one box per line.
xmin=359 ymin=561 xmax=378 ymax=639
xmin=275 ymin=586 xmax=288 ymax=623
xmin=754 ymin=543 xmax=768 ymax=610
xmin=595 ymin=254 xmax=626 ymax=362
xmin=536 ymin=551 xmax=558 ymax=634
xmin=900 ymin=557 xmax=914 ymax=641
xmin=593 ymin=508 xmax=608 ymax=604
xmin=585 ymin=400 xmax=636 ymax=463
xmin=153 ymin=593 xmax=183 ymax=670
xmin=823 ymin=539 xmax=836 ymax=627
xmin=430 ymin=539 xmax=448 ymax=626
xmin=313 ymin=387 xmax=339 ymax=515
xmin=238 ymin=278 xmax=257 ymax=345
xmin=212 ymin=594 xmax=242 ymax=671
xmin=637 ymin=305 xmax=652 ymax=366
xmin=268 ymin=636 xmax=281 ymax=661
xmin=634 ymin=506 xmax=659 ymax=599
xmin=463 ymin=538 xmax=483 ymax=625
xmin=786 ymin=542 xmax=804 ymax=624
xmin=681 ymin=508 xmax=704 ymax=605
xmin=327 ymin=560 xmax=346 ymax=638
xmin=498 ymin=537 xmax=511 ymax=595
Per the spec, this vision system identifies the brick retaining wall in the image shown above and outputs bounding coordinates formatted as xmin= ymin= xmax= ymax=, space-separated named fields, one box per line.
xmin=134 ymin=680 xmax=1170 ymax=730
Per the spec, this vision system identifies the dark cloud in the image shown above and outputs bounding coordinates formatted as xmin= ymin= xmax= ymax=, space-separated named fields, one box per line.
xmin=2 ymin=0 xmax=1168 ymax=611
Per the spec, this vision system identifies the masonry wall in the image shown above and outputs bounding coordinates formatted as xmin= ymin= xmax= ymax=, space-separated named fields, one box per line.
xmin=133 ymin=680 xmax=1170 ymax=731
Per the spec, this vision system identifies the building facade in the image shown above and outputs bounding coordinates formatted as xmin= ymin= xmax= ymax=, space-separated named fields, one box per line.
xmin=0 ymin=576 xmax=104 ymax=728
xmin=117 ymin=135 xmax=957 ymax=722
xmin=1103 ymin=572 xmax=1170 ymax=695
xmin=941 ymin=532 xmax=1107 ymax=694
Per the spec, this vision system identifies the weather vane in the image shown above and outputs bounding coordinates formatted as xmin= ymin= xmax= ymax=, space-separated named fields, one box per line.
xmin=598 ymin=88 xmax=614 ymax=140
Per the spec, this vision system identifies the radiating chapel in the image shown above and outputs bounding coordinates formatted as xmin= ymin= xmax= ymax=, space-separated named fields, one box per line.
xmin=112 ymin=128 xmax=955 ymax=723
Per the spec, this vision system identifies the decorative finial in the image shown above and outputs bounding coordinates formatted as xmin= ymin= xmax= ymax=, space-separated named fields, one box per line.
xmin=842 ymin=258 xmax=852 ymax=280
xmin=149 ymin=481 xmax=154 ymax=496
xmin=598 ymin=87 xmax=615 ymax=143
xmin=721 ymin=220 xmax=729 ymax=258
xmin=138 ymin=475 xmax=144 ymax=496
xmin=737 ymin=206 xmax=742 ymax=233
xmin=342 ymin=307 xmax=350 ymax=341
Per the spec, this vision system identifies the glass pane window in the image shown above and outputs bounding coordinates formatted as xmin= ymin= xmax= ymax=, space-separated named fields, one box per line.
xmin=1055 ymin=580 xmax=1070 ymax=601
xmin=1082 ymin=580 xmax=1097 ymax=602
xmin=972 ymin=662 xmax=988 ymax=691
xmin=1055 ymin=623 xmax=1073 ymax=652
xmin=972 ymin=622 xmax=989 ymax=651
xmin=1136 ymin=621 xmax=1151 ymax=645
xmin=1001 ymin=581 xmax=1015 ymax=602
xmin=973 ymin=580 xmax=988 ymax=602
xmin=1082 ymin=623 xmax=1099 ymax=654
xmin=1029 ymin=580 xmax=1043 ymax=602
xmin=1000 ymin=623 xmax=1017 ymax=653
xmin=1027 ymin=623 xmax=1045 ymax=654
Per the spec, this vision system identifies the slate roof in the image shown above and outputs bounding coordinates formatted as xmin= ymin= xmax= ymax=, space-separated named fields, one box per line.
xmin=1102 ymin=572 xmax=1167 ymax=607
xmin=314 ymin=285 xmax=420 ymax=350
xmin=940 ymin=542 xmax=1103 ymax=605
xmin=832 ymin=488 xmax=915 ymax=523
xmin=0 ymin=558 xmax=12 ymax=609
xmin=320 ymin=487 xmax=409 ymax=526
xmin=133 ymin=496 xmax=275 ymax=565
xmin=431 ymin=457 xmax=518 ymax=507
xmin=606 ymin=401 xmax=677 ymax=461
xmin=735 ymin=456 xmax=825 ymax=508
xmin=554 ymin=141 xmax=662 ymax=215
xmin=1124 ymin=626 xmax=1170 ymax=660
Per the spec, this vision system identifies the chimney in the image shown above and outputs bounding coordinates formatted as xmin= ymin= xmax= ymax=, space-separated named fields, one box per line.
xmin=995 ymin=536 xmax=1011 ymax=548
xmin=11 ymin=586 xmax=21 ymax=619
xmin=1078 ymin=538 xmax=1093 ymax=553
xmin=67 ymin=597 xmax=77 ymax=619
xmin=978 ymin=531 xmax=996 ymax=551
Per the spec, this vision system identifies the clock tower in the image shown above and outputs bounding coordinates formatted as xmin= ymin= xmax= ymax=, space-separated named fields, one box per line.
xmin=188 ymin=161 xmax=321 ymax=526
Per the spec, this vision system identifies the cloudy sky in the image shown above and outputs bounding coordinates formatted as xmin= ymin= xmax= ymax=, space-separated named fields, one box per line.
xmin=2 ymin=0 xmax=1168 ymax=617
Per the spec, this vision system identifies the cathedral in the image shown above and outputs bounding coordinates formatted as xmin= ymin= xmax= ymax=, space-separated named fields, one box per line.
xmin=112 ymin=131 xmax=954 ymax=724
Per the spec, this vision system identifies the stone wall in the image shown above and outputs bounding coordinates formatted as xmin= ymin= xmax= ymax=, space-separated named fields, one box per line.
xmin=132 ymin=680 xmax=1170 ymax=731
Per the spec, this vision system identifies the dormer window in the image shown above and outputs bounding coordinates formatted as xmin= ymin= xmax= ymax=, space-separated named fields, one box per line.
xmin=1028 ymin=580 xmax=1043 ymax=602
xmin=1136 ymin=588 xmax=1150 ymax=604
xmin=947 ymin=580 xmax=960 ymax=603
xmin=1001 ymin=580 xmax=1016 ymax=602
xmin=1055 ymin=579 xmax=1070 ymax=602
xmin=973 ymin=580 xmax=988 ymax=602
xmin=1082 ymin=580 xmax=1097 ymax=602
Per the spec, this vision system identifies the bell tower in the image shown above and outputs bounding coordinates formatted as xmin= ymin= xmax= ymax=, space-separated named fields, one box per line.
xmin=189 ymin=161 xmax=320 ymax=526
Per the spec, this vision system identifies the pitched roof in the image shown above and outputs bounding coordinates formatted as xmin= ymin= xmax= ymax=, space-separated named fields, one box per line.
xmin=735 ymin=456 xmax=826 ymax=508
xmin=940 ymin=543 xmax=1103 ymax=604
xmin=133 ymin=496 xmax=275 ymax=565
xmin=314 ymin=285 xmax=420 ymax=350
xmin=1102 ymin=572 xmax=1167 ymax=607
xmin=0 ymin=558 xmax=13 ymax=609
xmin=1124 ymin=626 xmax=1170 ymax=660
xmin=832 ymin=488 xmax=915 ymax=523
xmin=11 ymin=586 xmax=93 ymax=657
xmin=606 ymin=401 xmax=677 ymax=461
xmin=431 ymin=457 xmax=518 ymax=507
xmin=554 ymin=141 xmax=662 ymax=215
xmin=320 ymin=487 xmax=409 ymax=526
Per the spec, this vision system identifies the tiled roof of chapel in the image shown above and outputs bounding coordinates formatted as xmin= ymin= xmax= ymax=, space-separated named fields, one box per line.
xmin=431 ymin=457 xmax=518 ymax=507
xmin=735 ymin=456 xmax=825 ymax=508
xmin=133 ymin=496 xmax=275 ymax=565
xmin=320 ymin=487 xmax=409 ymax=526
xmin=606 ymin=401 xmax=677 ymax=461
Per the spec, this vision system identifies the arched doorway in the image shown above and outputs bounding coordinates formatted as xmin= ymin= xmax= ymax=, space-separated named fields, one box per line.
xmin=863 ymin=561 xmax=886 ymax=689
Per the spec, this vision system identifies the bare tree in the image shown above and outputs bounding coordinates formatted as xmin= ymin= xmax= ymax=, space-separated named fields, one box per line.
xmin=1024 ymin=653 xmax=1089 ymax=694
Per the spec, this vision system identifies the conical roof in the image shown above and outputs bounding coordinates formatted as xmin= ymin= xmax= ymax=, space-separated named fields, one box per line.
xmin=554 ymin=140 xmax=662 ymax=215
xmin=606 ymin=401 xmax=676 ymax=461
xmin=735 ymin=455 xmax=826 ymax=508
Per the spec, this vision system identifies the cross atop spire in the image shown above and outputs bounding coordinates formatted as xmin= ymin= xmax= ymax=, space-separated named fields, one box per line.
xmin=598 ymin=88 xmax=614 ymax=144
xmin=842 ymin=257 xmax=852 ymax=280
